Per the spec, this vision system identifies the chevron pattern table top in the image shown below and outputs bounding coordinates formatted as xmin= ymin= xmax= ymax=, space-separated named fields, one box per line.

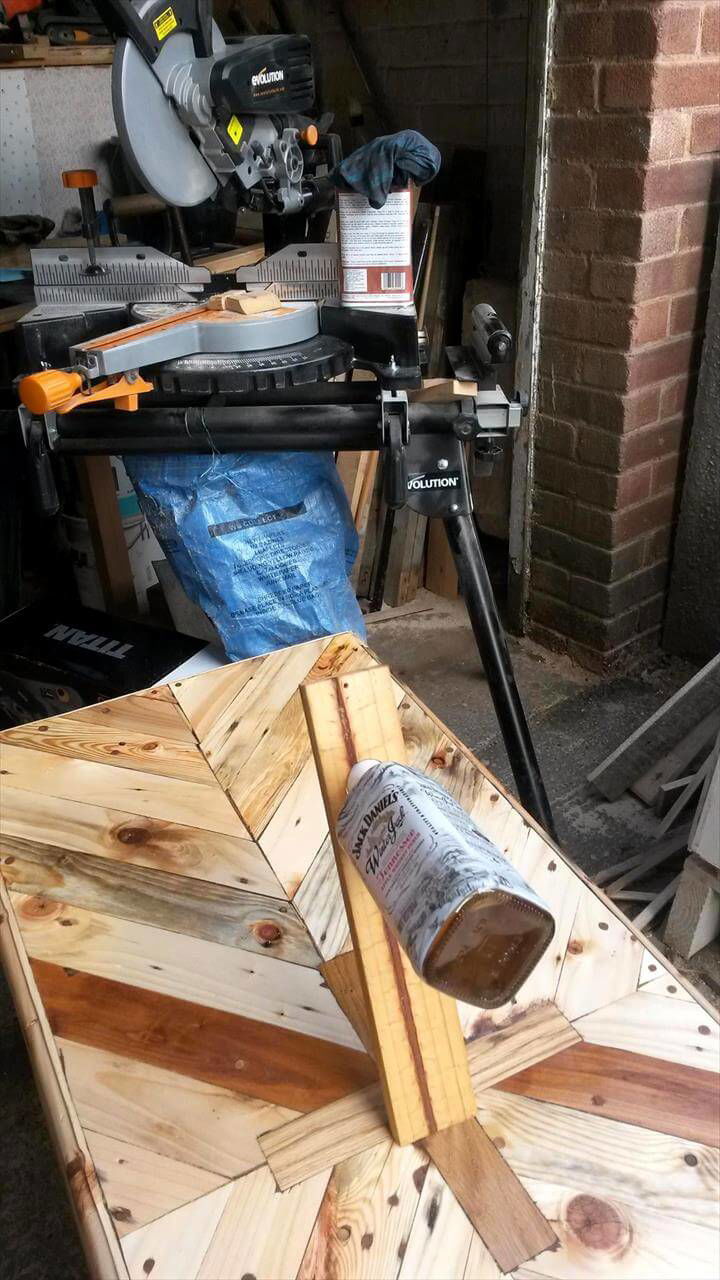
xmin=0 ymin=631 xmax=718 ymax=1279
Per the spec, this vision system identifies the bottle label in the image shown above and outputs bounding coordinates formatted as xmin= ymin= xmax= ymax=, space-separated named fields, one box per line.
xmin=337 ymin=762 xmax=551 ymax=976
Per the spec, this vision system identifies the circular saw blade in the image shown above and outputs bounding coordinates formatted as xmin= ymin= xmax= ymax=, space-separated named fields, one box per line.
xmin=112 ymin=7 xmax=224 ymax=208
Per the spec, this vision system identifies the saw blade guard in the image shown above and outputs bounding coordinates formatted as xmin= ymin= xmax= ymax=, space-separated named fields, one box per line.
xmin=112 ymin=2 xmax=226 ymax=206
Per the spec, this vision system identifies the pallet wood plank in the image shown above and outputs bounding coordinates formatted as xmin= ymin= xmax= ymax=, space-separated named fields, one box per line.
xmin=1 ymin=715 xmax=217 ymax=784
xmin=296 ymin=1141 xmax=395 ymax=1280
xmin=554 ymin=893 xmax=643 ymax=1022
xmin=0 ymin=785 xmax=273 ymax=895
xmin=0 ymin=878 xmax=129 ymax=1280
xmin=424 ymin=1118 xmax=557 ymax=1273
xmin=229 ymin=635 xmax=373 ymax=835
xmin=73 ymin=694 xmax=196 ymax=743
xmin=517 ymin=1179 xmax=720 ymax=1280
xmin=121 ymin=1180 xmax=235 ymax=1280
xmin=0 ymin=741 xmax=247 ymax=838
xmin=84 ymin=1131 xmax=227 ymax=1238
xmin=631 ymin=709 xmax=720 ymax=806
xmin=301 ymin=665 xmax=476 ymax=1145
xmin=259 ymin=1083 xmax=388 ymax=1191
xmin=13 ymin=893 xmax=362 ymax=1049
xmin=498 ymin=1039 xmax=720 ymax=1146
xmin=573 ymin=988 xmax=719 ymax=1070
xmin=398 ymin=1161 xmax=475 ymax=1280
xmin=2 ymin=847 xmax=317 ymax=965
xmin=474 ymin=1087 xmax=719 ymax=1228
xmin=59 ymin=1038 xmax=298 ymax=1177
xmin=174 ymin=636 xmax=331 ymax=792
xmin=292 ymin=835 xmax=352 ymax=961
xmin=197 ymin=1163 xmax=332 ymax=1280
xmin=32 ymin=960 xmax=375 ymax=1112
xmin=587 ymin=655 xmax=720 ymax=801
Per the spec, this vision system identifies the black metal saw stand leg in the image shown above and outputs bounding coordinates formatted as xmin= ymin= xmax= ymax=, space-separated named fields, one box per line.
xmin=444 ymin=512 xmax=558 ymax=842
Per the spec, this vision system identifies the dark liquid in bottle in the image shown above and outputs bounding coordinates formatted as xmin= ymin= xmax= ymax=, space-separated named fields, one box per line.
xmin=423 ymin=889 xmax=555 ymax=1008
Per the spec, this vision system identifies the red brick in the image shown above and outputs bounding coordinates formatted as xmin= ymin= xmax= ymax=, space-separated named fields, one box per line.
xmin=669 ymin=290 xmax=709 ymax=335
xmin=660 ymin=375 xmax=697 ymax=419
xmin=547 ymin=208 xmax=603 ymax=253
xmin=551 ymin=116 xmax=652 ymax=164
xmin=581 ymin=346 xmax=631 ymax=392
xmin=543 ymin=250 xmax=589 ymax=296
xmin=556 ymin=11 xmax=614 ymax=60
xmin=547 ymin=162 xmax=594 ymax=209
xmin=532 ymin=523 xmax=648 ymax=584
xmin=644 ymin=157 xmax=720 ymax=209
xmin=534 ymin=487 xmax=575 ymax=532
xmin=645 ymin=524 xmax=674 ymax=564
xmin=626 ymin=334 xmax=701 ymax=391
xmin=656 ymin=6 xmax=702 ymax=54
xmin=604 ymin=61 xmax=720 ymax=110
xmin=616 ymin=464 xmax=655 ymax=508
xmin=538 ymin=379 xmax=661 ymax=434
xmin=690 ymin=108 xmax=720 ymax=154
xmin=600 ymin=61 xmax=654 ymax=111
xmin=599 ymin=209 xmax=679 ymax=258
xmin=538 ymin=337 xmax=583 ymax=382
xmin=637 ymin=592 xmax=667 ymax=633
xmin=535 ymin=453 xmax=653 ymax=511
xmin=652 ymin=62 xmax=720 ymax=109
xmin=596 ymin=158 xmax=718 ymax=211
xmin=614 ymin=490 xmax=677 ymax=542
xmin=622 ymin=417 xmax=686 ymax=468
xmin=701 ymin=2 xmax=720 ymax=53
xmin=568 ymin=561 xmax=668 ymax=619
xmin=576 ymin=426 xmax=623 ymax=470
xmin=543 ymin=295 xmax=633 ymax=347
xmin=532 ymin=559 xmax=570 ymax=601
xmin=528 ymin=590 xmax=641 ymax=651
xmin=679 ymin=202 xmax=718 ymax=247
xmin=590 ymin=248 xmax=708 ymax=303
xmin=652 ymin=451 xmax=682 ymax=494
xmin=551 ymin=63 xmax=597 ymax=111
xmin=536 ymin=415 xmax=577 ymax=458
xmin=632 ymin=298 xmax=670 ymax=344
xmin=648 ymin=113 xmax=691 ymax=164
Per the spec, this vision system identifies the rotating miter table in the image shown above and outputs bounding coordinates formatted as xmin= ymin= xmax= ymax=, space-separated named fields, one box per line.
xmin=0 ymin=633 xmax=718 ymax=1279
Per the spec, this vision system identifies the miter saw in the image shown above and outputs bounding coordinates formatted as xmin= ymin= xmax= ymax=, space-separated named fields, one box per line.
xmin=15 ymin=0 xmax=557 ymax=838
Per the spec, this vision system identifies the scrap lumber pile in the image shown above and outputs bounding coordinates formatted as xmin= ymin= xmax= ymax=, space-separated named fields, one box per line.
xmin=589 ymin=654 xmax=720 ymax=959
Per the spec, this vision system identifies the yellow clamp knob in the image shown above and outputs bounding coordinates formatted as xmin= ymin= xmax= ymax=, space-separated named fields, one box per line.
xmin=18 ymin=369 xmax=84 ymax=414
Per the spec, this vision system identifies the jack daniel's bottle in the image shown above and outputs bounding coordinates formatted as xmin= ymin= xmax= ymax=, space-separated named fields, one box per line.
xmin=337 ymin=760 xmax=555 ymax=1008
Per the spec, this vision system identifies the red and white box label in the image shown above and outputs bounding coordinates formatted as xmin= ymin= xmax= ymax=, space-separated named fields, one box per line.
xmin=337 ymin=189 xmax=414 ymax=305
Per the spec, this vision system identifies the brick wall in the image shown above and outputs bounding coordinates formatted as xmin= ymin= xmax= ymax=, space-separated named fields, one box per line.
xmin=529 ymin=0 xmax=720 ymax=670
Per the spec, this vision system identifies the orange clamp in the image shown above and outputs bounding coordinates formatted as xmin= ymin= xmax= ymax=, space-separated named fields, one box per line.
xmin=18 ymin=369 xmax=154 ymax=415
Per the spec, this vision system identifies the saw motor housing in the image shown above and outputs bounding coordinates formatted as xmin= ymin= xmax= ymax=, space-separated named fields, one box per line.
xmin=98 ymin=0 xmax=326 ymax=215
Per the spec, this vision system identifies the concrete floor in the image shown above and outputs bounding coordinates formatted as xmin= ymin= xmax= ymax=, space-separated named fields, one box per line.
xmin=2 ymin=594 xmax=718 ymax=1279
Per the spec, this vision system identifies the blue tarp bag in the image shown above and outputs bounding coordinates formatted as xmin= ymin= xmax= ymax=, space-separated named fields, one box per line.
xmin=123 ymin=450 xmax=366 ymax=660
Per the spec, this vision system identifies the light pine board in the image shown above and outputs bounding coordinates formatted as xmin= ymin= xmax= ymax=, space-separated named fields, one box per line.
xmin=1 ymin=632 xmax=718 ymax=1280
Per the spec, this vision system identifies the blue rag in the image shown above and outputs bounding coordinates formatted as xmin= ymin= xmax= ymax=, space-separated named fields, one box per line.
xmin=334 ymin=130 xmax=441 ymax=208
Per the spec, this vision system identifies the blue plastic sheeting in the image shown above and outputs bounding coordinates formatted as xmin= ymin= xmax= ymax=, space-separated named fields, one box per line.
xmin=123 ymin=450 xmax=366 ymax=660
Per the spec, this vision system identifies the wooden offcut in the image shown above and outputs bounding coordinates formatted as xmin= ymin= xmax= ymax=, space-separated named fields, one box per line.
xmin=301 ymin=665 xmax=476 ymax=1146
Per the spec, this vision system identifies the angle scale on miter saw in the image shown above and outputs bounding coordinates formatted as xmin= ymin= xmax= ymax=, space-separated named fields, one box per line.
xmin=15 ymin=0 xmax=556 ymax=839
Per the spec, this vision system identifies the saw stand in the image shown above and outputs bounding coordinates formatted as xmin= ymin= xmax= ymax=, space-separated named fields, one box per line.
xmin=35 ymin=367 xmax=557 ymax=840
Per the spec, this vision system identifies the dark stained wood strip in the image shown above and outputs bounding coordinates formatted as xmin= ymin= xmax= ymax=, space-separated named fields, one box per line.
xmin=32 ymin=959 xmax=376 ymax=1114
xmin=424 ymin=1118 xmax=558 ymax=1273
xmin=497 ymin=1040 xmax=720 ymax=1147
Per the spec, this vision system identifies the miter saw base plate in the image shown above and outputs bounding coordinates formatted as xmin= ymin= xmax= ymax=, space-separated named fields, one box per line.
xmin=154 ymin=333 xmax=353 ymax=394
